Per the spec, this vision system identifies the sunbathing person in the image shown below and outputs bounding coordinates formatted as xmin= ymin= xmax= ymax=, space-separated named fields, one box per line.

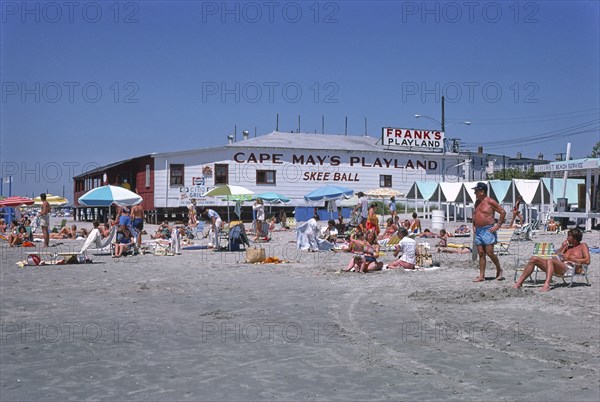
xmin=454 ymin=224 xmax=471 ymax=236
xmin=418 ymin=228 xmax=437 ymax=238
xmin=0 ymin=218 xmax=7 ymax=234
xmin=546 ymin=218 xmax=558 ymax=232
xmin=514 ymin=228 xmax=590 ymax=292
xmin=50 ymin=224 xmax=77 ymax=239
xmin=153 ymin=221 xmax=171 ymax=239
xmin=113 ymin=226 xmax=133 ymax=258
xmin=377 ymin=218 xmax=398 ymax=240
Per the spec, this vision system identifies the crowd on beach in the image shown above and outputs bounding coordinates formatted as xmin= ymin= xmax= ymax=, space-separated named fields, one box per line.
xmin=3 ymin=188 xmax=592 ymax=292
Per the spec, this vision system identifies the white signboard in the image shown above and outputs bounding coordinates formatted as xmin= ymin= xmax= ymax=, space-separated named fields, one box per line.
xmin=534 ymin=160 xmax=598 ymax=173
xmin=382 ymin=127 xmax=445 ymax=151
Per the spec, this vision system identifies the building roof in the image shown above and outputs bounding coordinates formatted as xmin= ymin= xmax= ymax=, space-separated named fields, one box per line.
xmin=151 ymin=131 xmax=447 ymax=158
xmin=73 ymin=154 xmax=153 ymax=179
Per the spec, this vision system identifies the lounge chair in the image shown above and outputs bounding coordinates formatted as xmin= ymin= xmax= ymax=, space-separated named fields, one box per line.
xmin=76 ymin=226 xmax=118 ymax=255
xmin=378 ymin=234 xmax=399 ymax=251
xmin=494 ymin=228 xmax=515 ymax=255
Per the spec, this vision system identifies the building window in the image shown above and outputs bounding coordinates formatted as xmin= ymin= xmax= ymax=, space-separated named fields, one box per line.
xmin=257 ymin=170 xmax=276 ymax=185
xmin=170 ymin=164 xmax=184 ymax=186
xmin=215 ymin=164 xmax=228 ymax=185
xmin=380 ymin=175 xmax=392 ymax=187
xmin=145 ymin=164 xmax=151 ymax=188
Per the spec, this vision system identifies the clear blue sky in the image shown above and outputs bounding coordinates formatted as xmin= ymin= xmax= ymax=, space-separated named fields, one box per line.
xmin=1 ymin=0 xmax=599 ymax=200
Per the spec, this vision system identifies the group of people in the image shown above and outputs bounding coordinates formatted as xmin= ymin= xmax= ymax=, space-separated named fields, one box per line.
xmin=471 ymin=182 xmax=590 ymax=290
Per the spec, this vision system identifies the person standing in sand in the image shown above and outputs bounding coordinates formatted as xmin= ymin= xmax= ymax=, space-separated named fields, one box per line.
xmin=472 ymin=182 xmax=506 ymax=282
xmin=38 ymin=193 xmax=51 ymax=247
xmin=514 ymin=228 xmax=590 ymax=292
xmin=131 ymin=202 xmax=144 ymax=249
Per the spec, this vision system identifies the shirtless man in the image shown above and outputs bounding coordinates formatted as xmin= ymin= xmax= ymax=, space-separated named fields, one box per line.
xmin=514 ymin=228 xmax=590 ymax=292
xmin=38 ymin=193 xmax=51 ymax=247
xmin=131 ymin=202 xmax=144 ymax=248
xmin=472 ymin=182 xmax=506 ymax=282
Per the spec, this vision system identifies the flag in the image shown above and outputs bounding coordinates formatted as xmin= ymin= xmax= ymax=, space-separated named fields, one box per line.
xmin=3 ymin=176 xmax=12 ymax=184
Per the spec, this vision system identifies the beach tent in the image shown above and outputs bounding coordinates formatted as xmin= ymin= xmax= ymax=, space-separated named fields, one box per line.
xmin=508 ymin=179 xmax=551 ymax=223
xmin=540 ymin=178 xmax=584 ymax=204
xmin=406 ymin=181 xmax=438 ymax=215
xmin=487 ymin=180 xmax=512 ymax=204
xmin=431 ymin=182 xmax=467 ymax=222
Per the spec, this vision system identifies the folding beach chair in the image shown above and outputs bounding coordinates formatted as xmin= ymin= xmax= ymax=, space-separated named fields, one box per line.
xmin=513 ymin=224 xmax=533 ymax=241
xmin=494 ymin=228 xmax=515 ymax=255
xmin=378 ymin=234 xmax=400 ymax=252
xmin=513 ymin=242 xmax=555 ymax=283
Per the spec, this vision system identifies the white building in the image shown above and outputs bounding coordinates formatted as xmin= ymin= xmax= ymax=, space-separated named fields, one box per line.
xmin=152 ymin=130 xmax=489 ymax=209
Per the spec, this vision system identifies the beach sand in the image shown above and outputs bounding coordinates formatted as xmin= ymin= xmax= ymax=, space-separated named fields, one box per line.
xmin=1 ymin=217 xmax=599 ymax=401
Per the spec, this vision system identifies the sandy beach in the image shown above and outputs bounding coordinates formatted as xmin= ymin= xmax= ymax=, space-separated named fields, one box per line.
xmin=1 ymin=216 xmax=599 ymax=401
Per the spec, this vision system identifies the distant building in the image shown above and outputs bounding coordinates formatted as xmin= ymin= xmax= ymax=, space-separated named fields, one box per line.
xmin=73 ymin=131 xmax=537 ymax=222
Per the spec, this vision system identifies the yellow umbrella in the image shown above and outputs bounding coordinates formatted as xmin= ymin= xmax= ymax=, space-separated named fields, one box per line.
xmin=33 ymin=194 xmax=69 ymax=206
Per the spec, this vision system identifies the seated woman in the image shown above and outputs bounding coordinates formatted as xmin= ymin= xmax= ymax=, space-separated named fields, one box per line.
xmin=153 ymin=221 xmax=171 ymax=239
xmin=113 ymin=226 xmax=133 ymax=258
xmin=377 ymin=218 xmax=398 ymax=240
xmin=8 ymin=225 xmax=27 ymax=247
xmin=514 ymin=228 xmax=590 ymax=292
xmin=546 ymin=219 xmax=558 ymax=232
xmin=360 ymin=230 xmax=383 ymax=272
xmin=0 ymin=218 xmax=7 ymax=234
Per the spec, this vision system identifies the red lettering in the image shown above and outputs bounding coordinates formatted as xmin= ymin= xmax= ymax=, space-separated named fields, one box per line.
xmin=394 ymin=129 xmax=402 ymax=138
xmin=259 ymin=153 xmax=270 ymax=163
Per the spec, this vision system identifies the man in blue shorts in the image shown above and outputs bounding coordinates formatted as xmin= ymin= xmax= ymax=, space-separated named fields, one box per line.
xmin=472 ymin=182 xmax=506 ymax=282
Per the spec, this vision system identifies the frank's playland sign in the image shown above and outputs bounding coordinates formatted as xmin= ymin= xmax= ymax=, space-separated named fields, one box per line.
xmin=382 ymin=127 xmax=445 ymax=152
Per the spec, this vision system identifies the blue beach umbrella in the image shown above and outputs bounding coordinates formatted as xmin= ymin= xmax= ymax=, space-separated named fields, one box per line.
xmin=253 ymin=192 xmax=291 ymax=204
xmin=304 ymin=185 xmax=354 ymax=202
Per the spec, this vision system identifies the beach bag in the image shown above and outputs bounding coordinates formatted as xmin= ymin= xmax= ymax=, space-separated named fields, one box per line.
xmin=245 ymin=247 xmax=266 ymax=263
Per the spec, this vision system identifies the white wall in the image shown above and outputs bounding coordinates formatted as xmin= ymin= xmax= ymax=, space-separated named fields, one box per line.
xmin=153 ymin=147 xmax=462 ymax=208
